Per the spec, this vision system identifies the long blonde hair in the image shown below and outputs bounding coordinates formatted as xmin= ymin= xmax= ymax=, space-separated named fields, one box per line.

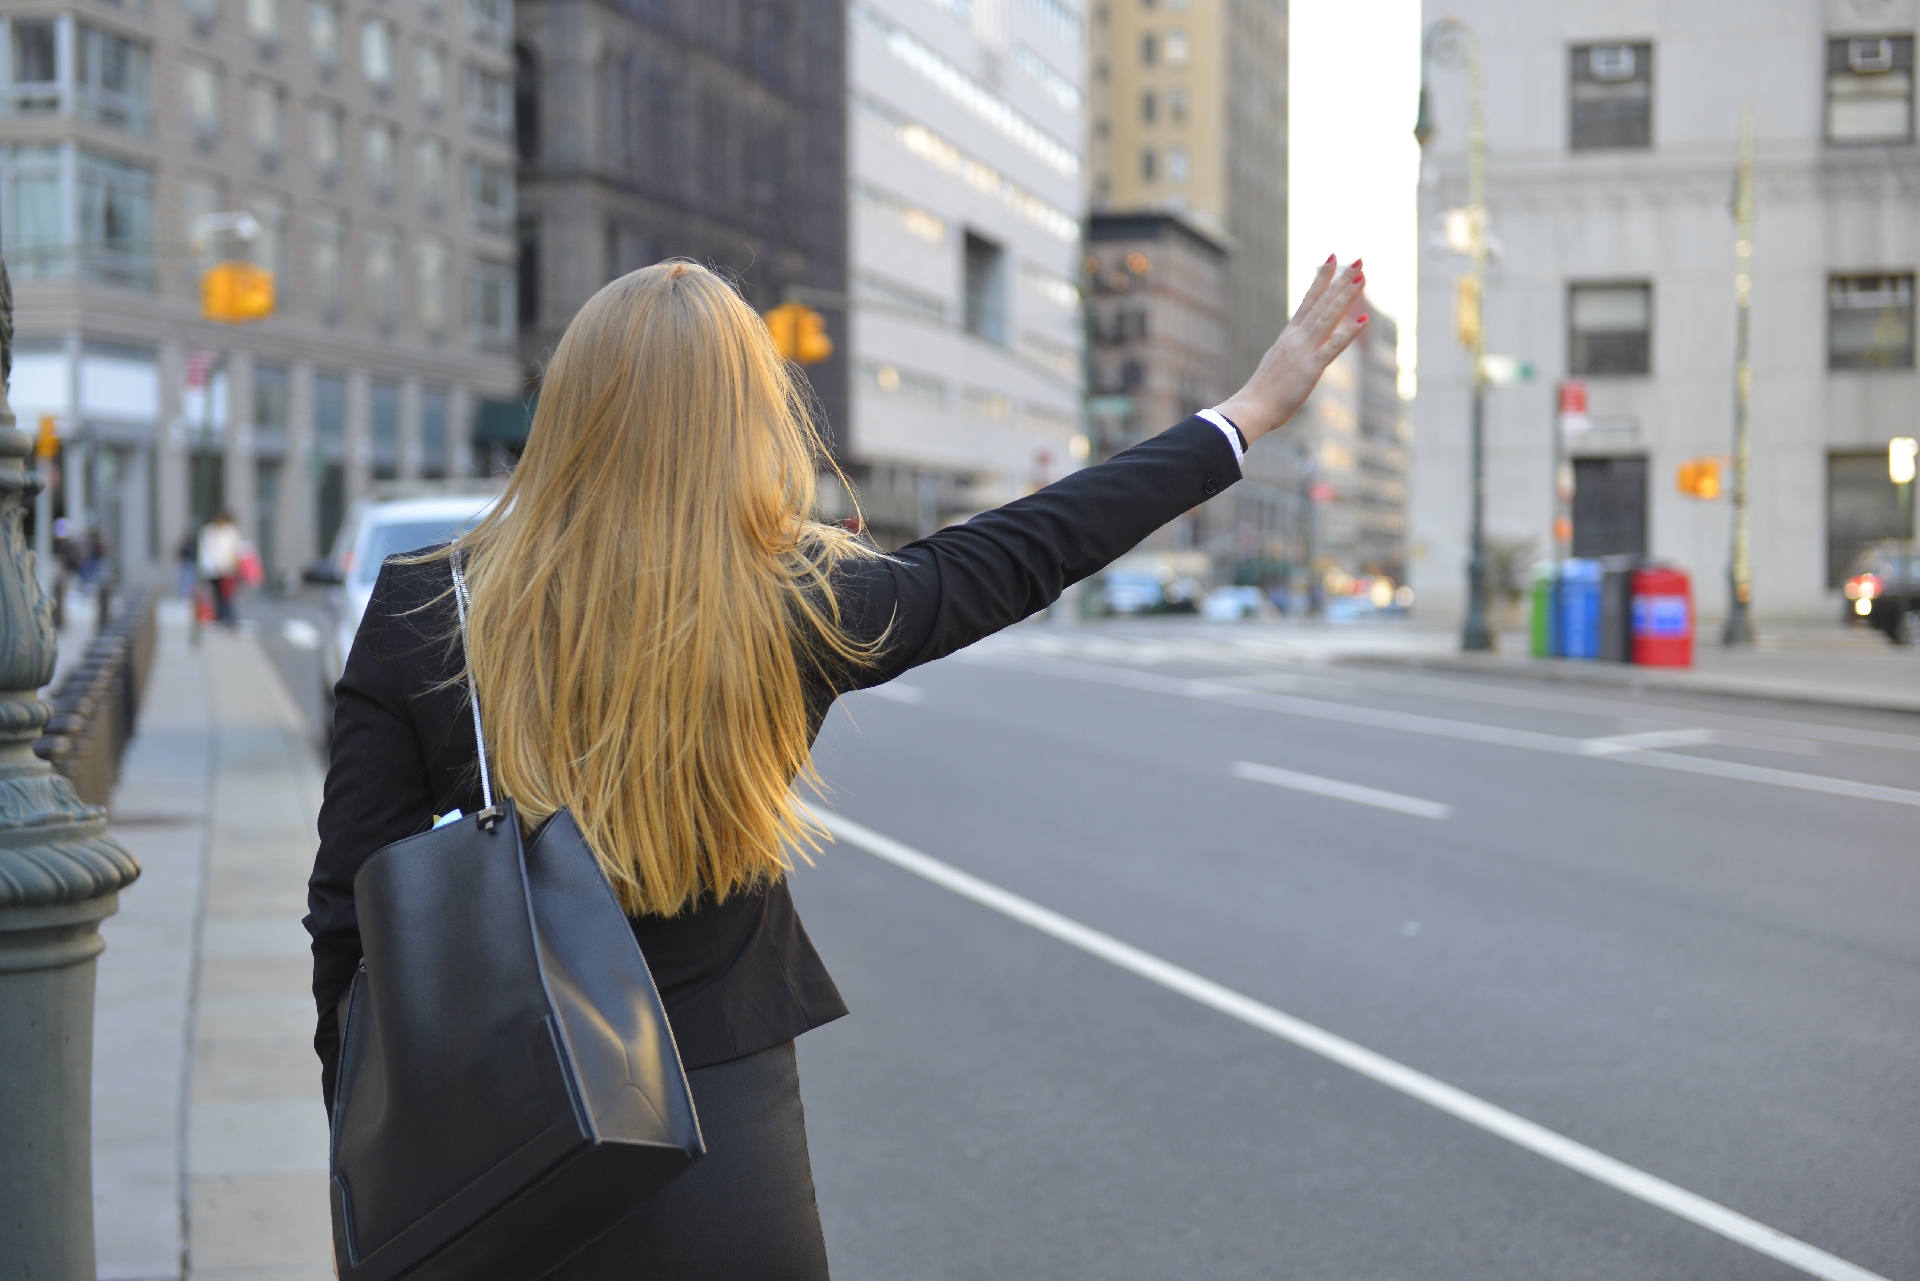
xmin=431 ymin=262 xmax=877 ymax=916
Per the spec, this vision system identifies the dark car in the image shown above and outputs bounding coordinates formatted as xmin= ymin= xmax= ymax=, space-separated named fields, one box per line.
xmin=1843 ymin=540 xmax=1920 ymax=645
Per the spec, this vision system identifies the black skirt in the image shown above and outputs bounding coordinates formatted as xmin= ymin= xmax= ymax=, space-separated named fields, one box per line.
xmin=544 ymin=1041 xmax=831 ymax=1281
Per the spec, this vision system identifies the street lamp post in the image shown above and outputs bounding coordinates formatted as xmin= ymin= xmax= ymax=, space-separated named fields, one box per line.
xmin=1723 ymin=107 xmax=1757 ymax=646
xmin=0 ymin=254 xmax=141 ymax=1277
xmin=1423 ymin=16 xmax=1493 ymax=650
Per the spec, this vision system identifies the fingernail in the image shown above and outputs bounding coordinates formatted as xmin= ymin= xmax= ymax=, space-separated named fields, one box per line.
xmin=1325 ymin=254 xmax=1337 ymax=264
xmin=1352 ymin=258 xmax=1363 ymax=268
xmin=1357 ymin=314 xmax=1369 ymax=324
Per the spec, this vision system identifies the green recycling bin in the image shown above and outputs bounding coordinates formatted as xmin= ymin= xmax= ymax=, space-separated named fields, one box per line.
xmin=1530 ymin=561 xmax=1559 ymax=656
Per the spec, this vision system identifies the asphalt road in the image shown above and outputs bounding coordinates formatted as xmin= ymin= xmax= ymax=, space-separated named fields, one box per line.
xmin=789 ymin=628 xmax=1919 ymax=1280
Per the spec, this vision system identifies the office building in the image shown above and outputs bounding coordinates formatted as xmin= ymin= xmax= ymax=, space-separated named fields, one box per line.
xmin=0 ymin=0 xmax=522 ymax=583
xmin=1411 ymin=0 xmax=1920 ymax=623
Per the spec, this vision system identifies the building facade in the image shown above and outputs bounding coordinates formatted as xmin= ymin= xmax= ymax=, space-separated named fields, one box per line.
xmin=513 ymin=0 xmax=849 ymax=457
xmin=1411 ymin=0 xmax=1920 ymax=624
xmin=842 ymin=0 xmax=1087 ymax=542
xmin=0 ymin=0 xmax=522 ymax=584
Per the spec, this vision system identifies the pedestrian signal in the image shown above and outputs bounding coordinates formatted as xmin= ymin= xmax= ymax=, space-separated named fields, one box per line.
xmin=1454 ymin=275 xmax=1481 ymax=348
xmin=764 ymin=302 xmax=833 ymax=364
xmin=201 ymin=261 xmax=275 ymax=322
xmin=1677 ymin=457 xmax=1721 ymax=499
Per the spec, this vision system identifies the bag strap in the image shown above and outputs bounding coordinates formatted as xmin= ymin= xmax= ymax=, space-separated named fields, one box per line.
xmin=449 ymin=550 xmax=502 ymax=830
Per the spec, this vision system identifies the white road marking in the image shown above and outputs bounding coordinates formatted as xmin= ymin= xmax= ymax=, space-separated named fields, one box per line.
xmin=280 ymin=618 xmax=322 ymax=650
xmin=866 ymin=682 xmax=925 ymax=704
xmin=989 ymin=657 xmax=1920 ymax=809
xmin=809 ymin=806 xmax=1890 ymax=1281
xmin=1232 ymin=760 xmax=1451 ymax=819
xmin=1581 ymin=728 xmax=1719 ymax=755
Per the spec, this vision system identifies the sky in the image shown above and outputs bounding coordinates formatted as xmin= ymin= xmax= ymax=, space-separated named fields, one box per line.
xmin=1287 ymin=0 xmax=1425 ymax=390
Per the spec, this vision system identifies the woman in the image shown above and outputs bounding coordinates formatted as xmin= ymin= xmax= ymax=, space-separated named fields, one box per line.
xmin=307 ymin=256 xmax=1366 ymax=1278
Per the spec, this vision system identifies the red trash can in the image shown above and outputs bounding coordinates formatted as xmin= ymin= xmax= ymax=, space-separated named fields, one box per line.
xmin=1630 ymin=565 xmax=1693 ymax=666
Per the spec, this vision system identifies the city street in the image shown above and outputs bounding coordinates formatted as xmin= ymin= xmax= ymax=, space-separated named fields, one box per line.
xmin=786 ymin=630 xmax=1919 ymax=1280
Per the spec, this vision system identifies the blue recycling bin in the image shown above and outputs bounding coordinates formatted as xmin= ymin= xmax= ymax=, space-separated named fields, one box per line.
xmin=1556 ymin=558 xmax=1603 ymax=659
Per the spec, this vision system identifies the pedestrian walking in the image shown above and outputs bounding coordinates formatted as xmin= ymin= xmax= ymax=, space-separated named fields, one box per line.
xmin=305 ymin=256 xmax=1367 ymax=1278
xmin=197 ymin=511 xmax=241 ymax=625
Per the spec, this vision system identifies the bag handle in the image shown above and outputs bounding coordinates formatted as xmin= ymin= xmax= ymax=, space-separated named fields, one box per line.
xmin=450 ymin=550 xmax=502 ymax=830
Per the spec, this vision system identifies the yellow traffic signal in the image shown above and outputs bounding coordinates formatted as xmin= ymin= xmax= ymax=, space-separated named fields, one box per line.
xmin=764 ymin=302 xmax=833 ymax=364
xmin=201 ymin=261 xmax=275 ymax=323
xmin=1677 ymin=456 xmax=1721 ymax=499
xmin=35 ymin=415 xmax=58 ymax=460
xmin=1454 ymin=275 xmax=1480 ymax=348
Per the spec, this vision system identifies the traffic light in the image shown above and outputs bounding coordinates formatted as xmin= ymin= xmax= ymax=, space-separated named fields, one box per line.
xmin=201 ymin=261 xmax=275 ymax=323
xmin=1454 ymin=275 xmax=1480 ymax=348
xmin=1677 ymin=456 xmax=1722 ymax=499
xmin=764 ymin=302 xmax=833 ymax=364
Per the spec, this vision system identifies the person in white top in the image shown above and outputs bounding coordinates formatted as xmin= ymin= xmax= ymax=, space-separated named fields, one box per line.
xmin=197 ymin=511 xmax=243 ymax=625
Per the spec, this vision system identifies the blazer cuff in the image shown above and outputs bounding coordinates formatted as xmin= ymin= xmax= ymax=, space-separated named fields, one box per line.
xmin=1171 ymin=414 xmax=1242 ymax=501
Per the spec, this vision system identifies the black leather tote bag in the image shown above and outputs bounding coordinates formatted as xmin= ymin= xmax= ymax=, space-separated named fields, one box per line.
xmin=328 ymin=555 xmax=705 ymax=1281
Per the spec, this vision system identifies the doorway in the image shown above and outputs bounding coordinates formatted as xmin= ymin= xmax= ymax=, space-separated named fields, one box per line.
xmin=1572 ymin=455 xmax=1648 ymax=558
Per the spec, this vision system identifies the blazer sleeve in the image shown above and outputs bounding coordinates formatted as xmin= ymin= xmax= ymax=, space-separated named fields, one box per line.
xmin=829 ymin=416 xmax=1241 ymax=690
xmin=304 ymin=562 xmax=442 ymax=1112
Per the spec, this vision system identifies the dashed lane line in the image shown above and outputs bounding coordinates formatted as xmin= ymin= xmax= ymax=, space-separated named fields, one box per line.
xmin=1231 ymin=760 xmax=1451 ymax=818
xmin=809 ymin=805 xmax=1890 ymax=1281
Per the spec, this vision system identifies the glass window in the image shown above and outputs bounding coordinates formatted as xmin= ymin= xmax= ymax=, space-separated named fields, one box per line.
xmin=1139 ymin=89 xmax=1155 ymax=122
xmin=1570 ymin=42 xmax=1652 ymax=151
xmin=182 ymin=0 xmax=221 ymax=23
xmin=420 ymin=388 xmax=448 ymax=478
xmin=184 ymin=172 xmax=223 ymax=276
xmin=414 ymin=136 xmax=447 ymax=207
xmin=364 ymin=120 xmax=397 ymax=190
xmin=1167 ymin=86 xmax=1187 ymax=122
xmin=246 ymin=79 xmax=286 ymax=153
xmin=182 ymin=57 xmax=221 ymax=133
xmin=1827 ymin=36 xmax=1913 ymax=144
xmin=250 ymin=189 xmax=288 ymax=281
xmin=415 ymin=39 xmax=444 ymax=106
xmin=1 ymin=145 xmax=67 ymax=279
xmin=1140 ymin=146 xmax=1155 ymax=180
xmin=465 ymin=157 xmax=511 ymax=231
xmin=1568 ymin=282 xmax=1651 ymax=375
xmin=464 ymin=63 xmax=510 ymax=136
xmin=308 ymin=0 xmax=339 ymax=65
xmin=245 ymin=0 xmax=279 ymax=42
xmin=314 ymin=371 xmax=346 ymax=452
xmin=362 ymin=17 xmax=393 ymax=86
xmin=467 ymin=258 xmax=514 ymax=349
xmin=369 ymin=379 xmax=399 ymax=478
xmin=8 ymin=21 xmax=59 ymax=115
xmin=1164 ymin=29 xmax=1188 ymax=64
xmin=365 ymin=228 xmax=399 ymax=323
xmin=76 ymin=27 xmax=150 ymax=133
xmin=310 ymin=207 xmax=345 ymax=314
xmin=1140 ymin=32 xmax=1155 ymax=65
xmin=1166 ymin=144 xmax=1188 ymax=183
xmin=75 ymin=149 xmax=152 ymax=286
xmin=1829 ymin=274 xmax=1915 ymax=370
xmin=416 ymin=233 xmax=448 ymax=329
xmin=308 ymin=100 xmax=342 ymax=172
xmin=254 ymin=361 xmax=289 ymax=450
xmin=465 ymin=0 xmax=507 ymax=49
xmin=963 ymin=230 xmax=1007 ymax=343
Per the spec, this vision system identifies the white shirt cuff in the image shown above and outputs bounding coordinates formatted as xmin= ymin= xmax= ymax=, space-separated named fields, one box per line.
xmin=1196 ymin=408 xmax=1245 ymax=469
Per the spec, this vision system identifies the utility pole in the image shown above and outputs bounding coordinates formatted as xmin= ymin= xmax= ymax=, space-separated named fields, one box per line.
xmin=1724 ymin=107 xmax=1756 ymax=646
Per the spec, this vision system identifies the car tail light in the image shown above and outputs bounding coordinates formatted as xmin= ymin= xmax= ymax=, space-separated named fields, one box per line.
xmin=1845 ymin=573 xmax=1880 ymax=601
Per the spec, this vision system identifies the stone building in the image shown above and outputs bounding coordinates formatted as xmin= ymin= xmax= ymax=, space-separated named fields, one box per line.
xmin=0 ymin=0 xmax=522 ymax=583
xmin=1412 ymin=0 xmax=1920 ymax=624
xmin=512 ymin=0 xmax=849 ymax=459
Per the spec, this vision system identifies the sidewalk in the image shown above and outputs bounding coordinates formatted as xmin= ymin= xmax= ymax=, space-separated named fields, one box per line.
xmin=92 ymin=602 xmax=333 ymax=1281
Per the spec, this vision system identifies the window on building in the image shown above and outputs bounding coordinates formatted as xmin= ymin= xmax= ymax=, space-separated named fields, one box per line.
xmin=414 ymin=136 xmax=447 ymax=209
xmin=75 ymin=150 xmax=152 ymax=286
xmin=8 ymin=21 xmax=59 ymax=115
xmin=1827 ymin=451 xmax=1911 ymax=584
xmin=76 ymin=27 xmax=150 ymax=132
xmin=517 ymin=216 xmax=537 ymax=325
xmin=369 ymin=380 xmax=399 ymax=477
xmin=246 ymin=79 xmax=286 ymax=155
xmin=308 ymin=100 xmax=342 ymax=174
xmin=465 ymin=64 xmax=510 ymax=136
xmin=1140 ymin=146 xmax=1156 ymax=180
xmin=1568 ymin=282 xmax=1651 ymax=375
xmin=182 ymin=0 xmax=220 ymax=23
xmin=309 ymin=0 xmax=339 ymax=66
xmin=1165 ymin=30 xmax=1188 ymax=64
xmin=1168 ymin=86 xmax=1187 ymax=122
xmin=310 ymin=207 xmax=345 ymax=315
xmin=182 ymin=57 xmax=222 ymax=135
xmin=254 ymin=362 xmax=289 ymax=452
xmin=420 ymin=387 xmax=449 ymax=478
xmin=1140 ymin=32 xmax=1155 ymax=65
xmin=0 ymin=145 xmax=65 ymax=279
xmin=364 ymin=120 xmax=396 ymax=191
xmin=1570 ymin=42 xmax=1652 ymax=151
xmin=313 ymin=371 xmax=347 ymax=552
xmin=467 ymin=258 xmax=514 ymax=350
xmin=1829 ymin=273 xmax=1915 ymax=369
xmin=362 ymin=17 xmax=394 ymax=87
xmin=250 ymin=189 xmax=288 ymax=282
xmin=466 ymin=0 xmax=507 ymax=49
xmin=1571 ymin=455 xmax=1648 ymax=557
xmin=514 ymin=42 xmax=538 ymax=160
xmin=963 ymin=230 xmax=1007 ymax=344
xmin=1828 ymin=36 xmax=1914 ymax=144
xmin=1140 ymin=89 xmax=1155 ymax=122
xmin=184 ymin=173 xmax=224 ymax=275
xmin=245 ymin=0 xmax=279 ymax=43
xmin=1167 ymin=145 xmax=1188 ymax=183
xmin=416 ymin=232 xmax=448 ymax=330
xmin=415 ymin=39 xmax=445 ymax=107
xmin=466 ymin=157 xmax=511 ymax=232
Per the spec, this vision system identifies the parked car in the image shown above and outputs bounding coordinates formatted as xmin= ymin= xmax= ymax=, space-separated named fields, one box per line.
xmin=1202 ymin=585 xmax=1264 ymax=620
xmin=306 ymin=493 xmax=498 ymax=708
xmin=1842 ymin=539 xmax=1920 ymax=645
xmin=1101 ymin=568 xmax=1165 ymax=616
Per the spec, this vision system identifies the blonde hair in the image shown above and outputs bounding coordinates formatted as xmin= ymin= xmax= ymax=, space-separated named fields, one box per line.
xmin=428 ymin=261 xmax=877 ymax=916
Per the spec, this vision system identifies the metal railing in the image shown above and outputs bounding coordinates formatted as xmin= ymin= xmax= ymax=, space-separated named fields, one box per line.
xmin=32 ymin=587 xmax=158 ymax=806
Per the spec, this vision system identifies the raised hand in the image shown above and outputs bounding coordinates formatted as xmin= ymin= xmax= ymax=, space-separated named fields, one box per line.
xmin=1214 ymin=256 xmax=1368 ymax=444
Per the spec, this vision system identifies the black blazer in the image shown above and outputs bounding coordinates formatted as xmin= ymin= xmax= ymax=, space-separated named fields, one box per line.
xmin=306 ymin=416 xmax=1242 ymax=1105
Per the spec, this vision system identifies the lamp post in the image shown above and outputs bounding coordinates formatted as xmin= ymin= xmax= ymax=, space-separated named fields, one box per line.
xmin=0 ymin=253 xmax=141 ymax=1276
xmin=1723 ymin=107 xmax=1757 ymax=646
xmin=1421 ymin=16 xmax=1493 ymax=650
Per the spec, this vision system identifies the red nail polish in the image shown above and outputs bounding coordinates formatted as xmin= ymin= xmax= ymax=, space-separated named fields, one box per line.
xmin=1357 ymin=314 xmax=1369 ymax=324
xmin=1325 ymin=254 xmax=1337 ymax=264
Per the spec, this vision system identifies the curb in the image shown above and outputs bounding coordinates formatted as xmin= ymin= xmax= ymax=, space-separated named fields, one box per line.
xmin=1341 ymin=652 xmax=1920 ymax=716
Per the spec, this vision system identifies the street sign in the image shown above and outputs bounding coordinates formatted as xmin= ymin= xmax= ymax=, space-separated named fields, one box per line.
xmin=1086 ymin=395 xmax=1134 ymax=418
xmin=1557 ymin=379 xmax=1590 ymax=435
xmin=1479 ymin=354 xmax=1534 ymax=386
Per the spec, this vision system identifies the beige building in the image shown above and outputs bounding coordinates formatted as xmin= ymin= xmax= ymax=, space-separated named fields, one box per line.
xmin=0 ymin=0 xmax=520 ymax=585
xmin=1088 ymin=0 xmax=1286 ymax=391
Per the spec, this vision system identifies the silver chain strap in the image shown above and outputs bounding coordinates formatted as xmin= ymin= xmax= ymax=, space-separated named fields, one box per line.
xmin=449 ymin=551 xmax=499 ymax=827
